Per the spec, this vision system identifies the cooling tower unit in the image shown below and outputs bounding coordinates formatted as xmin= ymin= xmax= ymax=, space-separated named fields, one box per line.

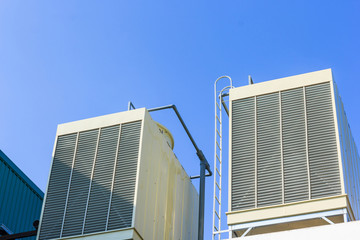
xmin=227 ymin=69 xmax=359 ymax=236
xmin=37 ymin=108 xmax=198 ymax=240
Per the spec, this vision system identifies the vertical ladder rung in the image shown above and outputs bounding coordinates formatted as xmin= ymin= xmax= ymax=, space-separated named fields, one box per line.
xmin=215 ymin=195 xmax=221 ymax=204
xmin=216 ymin=154 xmax=221 ymax=163
xmin=215 ymin=210 xmax=220 ymax=219
xmin=216 ymin=129 xmax=221 ymax=137
xmin=216 ymin=141 xmax=221 ymax=150
xmin=216 ymin=101 xmax=221 ymax=110
xmin=215 ymin=167 xmax=221 ymax=176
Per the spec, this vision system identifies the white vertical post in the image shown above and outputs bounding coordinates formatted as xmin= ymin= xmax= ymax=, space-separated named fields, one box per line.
xmin=344 ymin=208 xmax=348 ymax=223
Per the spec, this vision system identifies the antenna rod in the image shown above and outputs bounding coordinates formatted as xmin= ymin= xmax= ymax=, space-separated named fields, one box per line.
xmin=128 ymin=101 xmax=136 ymax=110
xmin=248 ymin=75 xmax=254 ymax=85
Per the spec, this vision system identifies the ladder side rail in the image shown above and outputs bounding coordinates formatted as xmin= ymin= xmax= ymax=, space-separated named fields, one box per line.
xmin=212 ymin=76 xmax=233 ymax=240
xmin=213 ymin=86 xmax=222 ymax=239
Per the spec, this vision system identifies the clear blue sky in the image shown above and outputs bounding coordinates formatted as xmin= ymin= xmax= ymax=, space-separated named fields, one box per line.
xmin=1 ymin=0 xmax=359 ymax=239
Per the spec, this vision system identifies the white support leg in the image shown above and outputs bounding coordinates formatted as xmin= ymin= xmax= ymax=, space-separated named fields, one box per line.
xmin=241 ymin=227 xmax=253 ymax=238
xmin=321 ymin=216 xmax=334 ymax=225
xmin=343 ymin=208 xmax=348 ymax=223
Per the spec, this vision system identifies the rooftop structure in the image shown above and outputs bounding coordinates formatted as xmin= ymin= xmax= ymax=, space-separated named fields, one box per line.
xmin=37 ymin=108 xmax=199 ymax=240
xmin=0 ymin=150 xmax=44 ymax=239
xmin=213 ymin=69 xmax=360 ymax=238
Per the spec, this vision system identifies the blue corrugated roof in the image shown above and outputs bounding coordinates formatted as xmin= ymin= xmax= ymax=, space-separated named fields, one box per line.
xmin=0 ymin=149 xmax=44 ymax=199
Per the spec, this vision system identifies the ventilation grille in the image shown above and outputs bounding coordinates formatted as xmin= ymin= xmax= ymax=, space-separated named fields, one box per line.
xmin=62 ymin=129 xmax=98 ymax=237
xmin=232 ymin=97 xmax=256 ymax=211
xmin=108 ymin=121 xmax=141 ymax=230
xmin=281 ymin=88 xmax=309 ymax=203
xmin=256 ymin=93 xmax=282 ymax=207
xmin=231 ymin=83 xmax=341 ymax=211
xmin=38 ymin=121 xmax=142 ymax=240
xmin=306 ymin=84 xmax=341 ymax=198
xmin=38 ymin=134 xmax=77 ymax=240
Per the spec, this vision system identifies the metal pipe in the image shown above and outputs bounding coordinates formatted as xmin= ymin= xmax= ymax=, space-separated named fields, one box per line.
xmin=198 ymin=160 xmax=206 ymax=240
xmin=127 ymin=102 xmax=213 ymax=177
xmin=190 ymin=173 xmax=211 ymax=179
xmin=214 ymin=76 xmax=233 ymax=88
xmin=148 ymin=105 xmax=212 ymax=176
xmin=0 ymin=221 xmax=38 ymax=240
xmin=221 ymin=100 xmax=229 ymax=116
xmin=148 ymin=104 xmax=212 ymax=240
xmin=219 ymin=89 xmax=231 ymax=116
xmin=0 ymin=231 xmax=37 ymax=240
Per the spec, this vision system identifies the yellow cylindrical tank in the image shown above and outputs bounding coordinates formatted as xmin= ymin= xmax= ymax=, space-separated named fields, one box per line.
xmin=156 ymin=122 xmax=175 ymax=150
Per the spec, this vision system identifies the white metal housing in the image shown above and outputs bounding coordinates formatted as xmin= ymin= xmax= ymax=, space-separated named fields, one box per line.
xmin=37 ymin=108 xmax=198 ymax=240
xmin=227 ymin=69 xmax=359 ymax=236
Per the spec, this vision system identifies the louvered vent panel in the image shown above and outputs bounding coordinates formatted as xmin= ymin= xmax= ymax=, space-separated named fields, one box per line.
xmin=39 ymin=134 xmax=77 ymax=240
xmin=84 ymin=125 xmax=120 ymax=234
xmin=306 ymin=83 xmax=341 ymax=199
xmin=62 ymin=130 xmax=99 ymax=237
xmin=108 ymin=121 xmax=142 ymax=230
xmin=257 ymin=93 xmax=282 ymax=207
xmin=231 ymin=98 xmax=256 ymax=211
xmin=281 ymin=88 xmax=309 ymax=203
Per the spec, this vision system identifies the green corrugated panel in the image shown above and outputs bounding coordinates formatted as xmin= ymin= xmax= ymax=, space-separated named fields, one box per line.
xmin=0 ymin=150 xmax=44 ymax=239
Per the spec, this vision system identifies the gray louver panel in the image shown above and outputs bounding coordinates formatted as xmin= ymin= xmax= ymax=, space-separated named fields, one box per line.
xmin=84 ymin=125 xmax=120 ymax=234
xmin=39 ymin=120 xmax=142 ymax=240
xmin=256 ymin=93 xmax=282 ymax=207
xmin=230 ymin=82 xmax=343 ymax=212
xmin=108 ymin=121 xmax=141 ymax=230
xmin=281 ymin=88 xmax=309 ymax=203
xmin=231 ymin=98 xmax=255 ymax=211
xmin=39 ymin=134 xmax=77 ymax=240
xmin=306 ymin=83 xmax=341 ymax=198
xmin=62 ymin=130 xmax=98 ymax=237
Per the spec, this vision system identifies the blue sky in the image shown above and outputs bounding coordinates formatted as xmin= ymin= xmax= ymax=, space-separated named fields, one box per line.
xmin=1 ymin=0 xmax=359 ymax=239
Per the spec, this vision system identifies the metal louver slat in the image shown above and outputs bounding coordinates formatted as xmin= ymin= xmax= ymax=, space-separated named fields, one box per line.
xmin=39 ymin=134 xmax=77 ymax=240
xmin=231 ymin=98 xmax=256 ymax=211
xmin=256 ymin=93 xmax=282 ymax=207
xmin=306 ymin=83 xmax=341 ymax=199
xmin=62 ymin=130 xmax=99 ymax=237
xmin=281 ymin=88 xmax=309 ymax=203
xmin=83 ymin=125 xmax=120 ymax=234
xmin=108 ymin=121 xmax=141 ymax=230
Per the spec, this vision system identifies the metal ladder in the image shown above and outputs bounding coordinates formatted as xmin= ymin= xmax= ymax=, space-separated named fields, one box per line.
xmin=213 ymin=76 xmax=233 ymax=240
